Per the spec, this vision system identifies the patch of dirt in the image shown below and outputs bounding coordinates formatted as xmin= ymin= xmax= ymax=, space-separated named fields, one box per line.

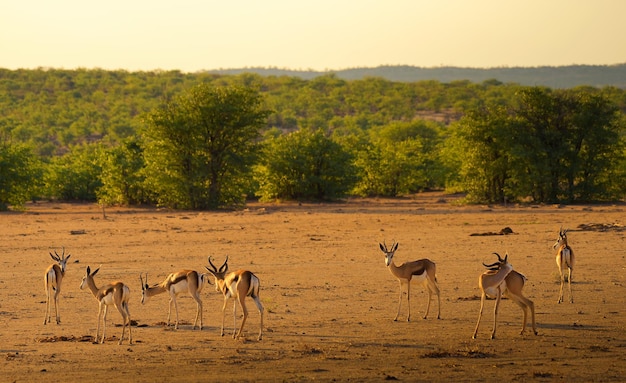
xmin=1 ymin=193 xmax=625 ymax=382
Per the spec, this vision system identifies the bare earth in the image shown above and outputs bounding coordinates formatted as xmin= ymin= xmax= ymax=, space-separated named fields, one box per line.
xmin=1 ymin=193 xmax=625 ymax=382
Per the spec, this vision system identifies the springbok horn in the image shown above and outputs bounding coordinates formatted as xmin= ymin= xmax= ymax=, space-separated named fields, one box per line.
xmin=483 ymin=261 xmax=500 ymax=268
xmin=219 ymin=256 xmax=229 ymax=273
xmin=207 ymin=256 xmax=218 ymax=272
xmin=492 ymin=252 xmax=502 ymax=262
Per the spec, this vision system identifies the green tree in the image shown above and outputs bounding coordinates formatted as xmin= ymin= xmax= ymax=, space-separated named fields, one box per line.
xmin=513 ymin=87 xmax=624 ymax=202
xmin=97 ymin=137 xmax=148 ymax=206
xmin=0 ymin=140 xmax=42 ymax=210
xmin=352 ymin=121 xmax=442 ymax=197
xmin=453 ymin=105 xmax=514 ymax=203
xmin=43 ymin=143 xmax=103 ymax=201
xmin=142 ymin=84 xmax=270 ymax=209
xmin=454 ymin=87 xmax=625 ymax=203
xmin=254 ymin=128 xmax=356 ymax=201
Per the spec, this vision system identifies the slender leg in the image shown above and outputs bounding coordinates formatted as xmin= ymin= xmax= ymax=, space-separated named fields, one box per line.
xmin=490 ymin=286 xmax=502 ymax=339
xmin=96 ymin=304 xmax=104 ymax=343
xmin=167 ymin=298 xmax=173 ymax=326
xmin=427 ymin=279 xmax=442 ymax=320
xmin=172 ymin=296 xmax=180 ymax=329
xmin=435 ymin=284 xmax=441 ymax=320
xmin=423 ymin=288 xmax=432 ymax=319
xmin=236 ymin=296 xmax=248 ymax=340
xmin=192 ymin=293 xmax=203 ymax=330
xmin=220 ymin=297 xmax=228 ymax=336
xmin=116 ymin=303 xmax=127 ymax=345
xmin=568 ymin=268 xmax=573 ymax=303
xmin=101 ymin=305 xmax=108 ymax=344
xmin=472 ymin=292 xmax=486 ymax=339
xmin=232 ymin=300 xmax=238 ymax=338
xmin=394 ymin=281 xmax=403 ymax=321
xmin=54 ymin=290 xmax=61 ymax=324
xmin=252 ymin=296 xmax=264 ymax=341
xmin=406 ymin=281 xmax=411 ymax=322
xmin=558 ymin=269 xmax=565 ymax=304
xmin=44 ymin=288 xmax=51 ymax=325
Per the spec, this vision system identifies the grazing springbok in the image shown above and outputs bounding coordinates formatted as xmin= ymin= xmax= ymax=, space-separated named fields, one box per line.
xmin=379 ymin=241 xmax=441 ymax=321
xmin=43 ymin=248 xmax=71 ymax=325
xmin=553 ymin=227 xmax=575 ymax=303
xmin=205 ymin=256 xmax=264 ymax=340
xmin=472 ymin=252 xmax=537 ymax=339
xmin=140 ymin=270 xmax=207 ymax=330
xmin=80 ymin=266 xmax=132 ymax=345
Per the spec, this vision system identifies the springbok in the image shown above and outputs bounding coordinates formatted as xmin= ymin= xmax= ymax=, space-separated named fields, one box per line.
xmin=80 ymin=266 xmax=132 ymax=345
xmin=205 ymin=256 xmax=264 ymax=340
xmin=553 ymin=227 xmax=575 ymax=303
xmin=140 ymin=270 xmax=207 ymax=330
xmin=43 ymin=248 xmax=71 ymax=325
xmin=379 ymin=241 xmax=441 ymax=321
xmin=472 ymin=252 xmax=537 ymax=339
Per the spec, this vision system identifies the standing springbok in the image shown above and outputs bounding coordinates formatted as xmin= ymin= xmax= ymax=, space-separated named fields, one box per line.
xmin=140 ymin=270 xmax=207 ymax=330
xmin=472 ymin=252 xmax=537 ymax=339
xmin=205 ymin=256 xmax=264 ymax=341
xmin=80 ymin=266 xmax=132 ymax=345
xmin=379 ymin=241 xmax=441 ymax=321
xmin=553 ymin=227 xmax=575 ymax=303
xmin=43 ymin=248 xmax=71 ymax=325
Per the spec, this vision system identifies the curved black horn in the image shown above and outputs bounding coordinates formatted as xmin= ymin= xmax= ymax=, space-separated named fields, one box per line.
xmin=483 ymin=261 xmax=500 ymax=268
xmin=207 ymin=256 xmax=218 ymax=272
xmin=492 ymin=252 xmax=503 ymax=262
xmin=219 ymin=256 xmax=229 ymax=273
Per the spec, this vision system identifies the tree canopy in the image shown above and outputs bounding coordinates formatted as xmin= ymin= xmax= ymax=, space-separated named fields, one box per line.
xmin=0 ymin=68 xmax=625 ymax=210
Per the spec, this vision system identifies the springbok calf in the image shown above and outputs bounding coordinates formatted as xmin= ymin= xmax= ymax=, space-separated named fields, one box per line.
xmin=472 ymin=252 xmax=537 ymax=339
xmin=80 ymin=266 xmax=132 ymax=345
xmin=553 ymin=227 xmax=575 ymax=303
xmin=379 ymin=241 xmax=441 ymax=321
xmin=205 ymin=256 xmax=264 ymax=340
xmin=140 ymin=270 xmax=207 ymax=330
xmin=43 ymin=248 xmax=71 ymax=325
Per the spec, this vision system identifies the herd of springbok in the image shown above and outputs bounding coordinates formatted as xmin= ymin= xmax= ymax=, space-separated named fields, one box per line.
xmin=43 ymin=227 xmax=574 ymax=344
xmin=44 ymin=253 xmax=264 ymax=345
xmin=379 ymin=226 xmax=574 ymax=339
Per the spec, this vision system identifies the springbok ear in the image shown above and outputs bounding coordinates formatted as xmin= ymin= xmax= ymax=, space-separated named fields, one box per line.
xmin=50 ymin=252 xmax=59 ymax=262
xmin=379 ymin=243 xmax=385 ymax=252
xmin=65 ymin=254 xmax=71 ymax=261
xmin=92 ymin=267 xmax=100 ymax=276
xmin=391 ymin=242 xmax=399 ymax=252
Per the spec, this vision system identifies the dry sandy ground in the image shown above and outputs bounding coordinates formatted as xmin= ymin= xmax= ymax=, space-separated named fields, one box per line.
xmin=1 ymin=193 xmax=625 ymax=382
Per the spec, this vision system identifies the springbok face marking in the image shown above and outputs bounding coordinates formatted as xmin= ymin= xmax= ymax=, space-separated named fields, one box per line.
xmin=379 ymin=241 xmax=399 ymax=267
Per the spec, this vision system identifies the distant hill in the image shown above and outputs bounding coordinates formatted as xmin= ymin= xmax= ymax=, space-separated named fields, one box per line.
xmin=207 ymin=64 xmax=626 ymax=89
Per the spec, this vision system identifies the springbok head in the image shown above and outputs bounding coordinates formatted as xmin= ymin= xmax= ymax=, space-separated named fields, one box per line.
xmin=482 ymin=252 xmax=509 ymax=271
xmin=50 ymin=247 xmax=71 ymax=273
xmin=379 ymin=241 xmax=399 ymax=267
xmin=206 ymin=256 xmax=229 ymax=292
xmin=553 ymin=227 xmax=569 ymax=249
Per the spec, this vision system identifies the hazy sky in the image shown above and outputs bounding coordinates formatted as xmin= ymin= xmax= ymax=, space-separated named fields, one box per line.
xmin=2 ymin=0 xmax=625 ymax=72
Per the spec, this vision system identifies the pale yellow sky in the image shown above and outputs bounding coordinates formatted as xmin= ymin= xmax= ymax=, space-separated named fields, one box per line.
xmin=1 ymin=0 xmax=625 ymax=72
